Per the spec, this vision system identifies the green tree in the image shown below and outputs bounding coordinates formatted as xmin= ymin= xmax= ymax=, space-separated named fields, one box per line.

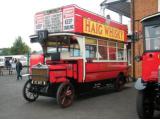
xmin=10 ymin=36 xmax=31 ymax=55
xmin=0 ymin=48 xmax=11 ymax=55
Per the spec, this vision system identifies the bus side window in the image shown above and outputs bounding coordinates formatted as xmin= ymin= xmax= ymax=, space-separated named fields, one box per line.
xmin=108 ymin=41 xmax=116 ymax=60
xmin=85 ymin=45 xmax=97 ymax=59
xmin=98 ymin=40 xmax=108 ymax=60
xmin=118 ymin=43 xmax=125 ymax=60
xmin=85 ymin=37 xmax=97 ymax=59
xmin=70 ymin=44 xmax=81 ymax=57
xmin=118 ymin=50 xmax=124 ymax=60
xmin=85 ymin=46 xmax=90 ymax=58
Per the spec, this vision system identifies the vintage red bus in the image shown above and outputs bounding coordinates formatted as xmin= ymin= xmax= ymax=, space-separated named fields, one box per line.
xmin=23 ymin=5 xmax=128 ymax=108
xmin=135 ymin=12 xmax=160 ymax=118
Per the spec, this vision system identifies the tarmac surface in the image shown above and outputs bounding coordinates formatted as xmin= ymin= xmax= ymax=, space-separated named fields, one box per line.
xmin=0 ymin=69 xmax=160 ymax=119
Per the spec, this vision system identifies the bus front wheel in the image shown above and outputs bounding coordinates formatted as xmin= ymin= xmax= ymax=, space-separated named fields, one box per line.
xmin=23 ymin=80 xmax=39 ymax=102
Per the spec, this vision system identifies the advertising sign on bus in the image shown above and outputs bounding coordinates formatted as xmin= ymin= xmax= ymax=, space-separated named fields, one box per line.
xmin=83 ymin=18 xmax=125 ymax=41
xmin=34 ymin=5 xmax=127 ymax=42
xmin=63 ymin=7 xmax=75 ymax=31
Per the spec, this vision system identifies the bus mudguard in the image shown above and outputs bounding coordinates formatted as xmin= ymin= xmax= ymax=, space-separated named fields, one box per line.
xmin=135 ymin=78 xmax=146 ymax=90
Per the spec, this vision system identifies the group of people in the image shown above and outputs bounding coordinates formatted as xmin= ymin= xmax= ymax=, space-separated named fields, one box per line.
xmin=5 ymin=58 xmax=23 ymax=80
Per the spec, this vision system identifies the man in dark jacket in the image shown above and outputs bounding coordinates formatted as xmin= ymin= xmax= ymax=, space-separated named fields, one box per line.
xmin=16 ymin=59 xmax=23 ymax=80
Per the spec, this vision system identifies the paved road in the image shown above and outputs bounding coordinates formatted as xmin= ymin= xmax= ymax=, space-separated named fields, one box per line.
xmin=0 ymin=70 xmax=160 ymax=119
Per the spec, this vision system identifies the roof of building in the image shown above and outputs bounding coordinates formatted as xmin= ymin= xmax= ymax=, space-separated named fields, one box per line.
xmin=100 ymin=0 xmax=131 ymax=18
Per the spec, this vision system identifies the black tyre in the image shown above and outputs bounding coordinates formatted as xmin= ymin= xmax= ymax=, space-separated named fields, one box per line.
xmin=114 ymin=74 xmax=126 ymax=91
xmin=136 ymin=90 xmax=154 ymax=119
xmin=23 ymin=80 xmax=39 ymax=102
xmin=56 ymin=82 xmax=75 ymax=108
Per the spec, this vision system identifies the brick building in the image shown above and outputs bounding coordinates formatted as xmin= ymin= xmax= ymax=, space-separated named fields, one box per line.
xmin=132 ymin=0 xmax=159 ymax=79
xmin=101 ymin=0 xmax=160 ymax=79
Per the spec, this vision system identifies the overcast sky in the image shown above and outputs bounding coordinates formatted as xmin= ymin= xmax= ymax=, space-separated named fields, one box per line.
xmin=0 ymin=0 xmax=130 ymax=51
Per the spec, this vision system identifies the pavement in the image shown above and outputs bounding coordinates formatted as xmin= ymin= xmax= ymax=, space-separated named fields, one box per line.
xmin=0 ymin=69 xmax=160 ymax=119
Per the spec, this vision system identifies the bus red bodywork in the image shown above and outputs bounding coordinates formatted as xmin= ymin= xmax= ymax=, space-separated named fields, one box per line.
xmin=135 ymin=13 xmax=160 ymax=118
xmin=23 ymin=5 xmax=128 ymax=108
xmin=142 ymin=52 xmax=160 ymax=82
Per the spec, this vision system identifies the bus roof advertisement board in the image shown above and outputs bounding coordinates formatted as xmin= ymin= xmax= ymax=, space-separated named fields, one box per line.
xmin=34 ymin=5 xmax=127 ymax=42
xmin=83 ymin=18 xmax=125 ymax=41
xmin=35 ymin=8 xmax=62 ymax=33
xmin=63 ymin=7 xmax=75 ymax=31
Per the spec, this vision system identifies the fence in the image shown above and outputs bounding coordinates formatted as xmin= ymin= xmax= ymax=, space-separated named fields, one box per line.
xmin=0 ymin=66 xmax=28 ymax=76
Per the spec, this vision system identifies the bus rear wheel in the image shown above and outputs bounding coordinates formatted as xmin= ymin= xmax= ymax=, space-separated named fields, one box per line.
xmin=114 ymin=74 xmax=125 ymax=91
xmin=56 ymin=81 xmax=75 ymax=108
xmin=136 ymin=90 xmax=154 ymax=119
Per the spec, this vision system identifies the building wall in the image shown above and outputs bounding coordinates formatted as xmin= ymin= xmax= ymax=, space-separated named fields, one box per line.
xmin=159 ymin=0 xmax=160 ymax=11
xmin=132 ymin=0 xmax=158 ymax=78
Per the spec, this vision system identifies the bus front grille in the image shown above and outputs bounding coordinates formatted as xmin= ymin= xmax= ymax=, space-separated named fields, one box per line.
xmin=32 ymin=68 xmax=48 ymax=82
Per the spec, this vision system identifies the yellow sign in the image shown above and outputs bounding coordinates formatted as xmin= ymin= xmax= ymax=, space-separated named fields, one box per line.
xmin=85 ymin=38 xmax=97 ymax=44
xmin=83 ymin=18 xmax=125 ymax=41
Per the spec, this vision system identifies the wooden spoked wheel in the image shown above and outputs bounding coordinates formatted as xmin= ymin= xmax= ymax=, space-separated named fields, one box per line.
xmin=23 ymin=80 xmax=39 ymax=102
xmin=56 ymin=82 xmax=75 ymax=108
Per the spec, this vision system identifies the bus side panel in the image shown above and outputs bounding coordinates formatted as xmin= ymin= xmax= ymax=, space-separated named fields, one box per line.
xmin=60 ymin=60 xmax=83 ymax=83
xmin=77 ymin=59 xmax=83 ymax=83
xmin=142 ymin=52 xmax=160 ymax=82
xmin=74 ymin=14 xmax=83 ymax=33
xmin=66 ymin=63 xmax=78 ymax=80
xmin=85 ymin=62 xmax=128 ymax=82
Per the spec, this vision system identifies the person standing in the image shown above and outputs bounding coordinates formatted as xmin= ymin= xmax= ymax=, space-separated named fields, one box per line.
xmin=5 ymin=58 xmax=10 ymax=69
xmin=16 ymin=59 xmax=23 ymax=80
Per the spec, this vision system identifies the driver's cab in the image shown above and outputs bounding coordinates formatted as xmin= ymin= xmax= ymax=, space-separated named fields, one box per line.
xmin=143 ymin=20 xmax=160 ymax=52
xmin=44 ymin=34 xmax=83 ymax=61
xmin=30 ymin=31 xmax=85 ymax=63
